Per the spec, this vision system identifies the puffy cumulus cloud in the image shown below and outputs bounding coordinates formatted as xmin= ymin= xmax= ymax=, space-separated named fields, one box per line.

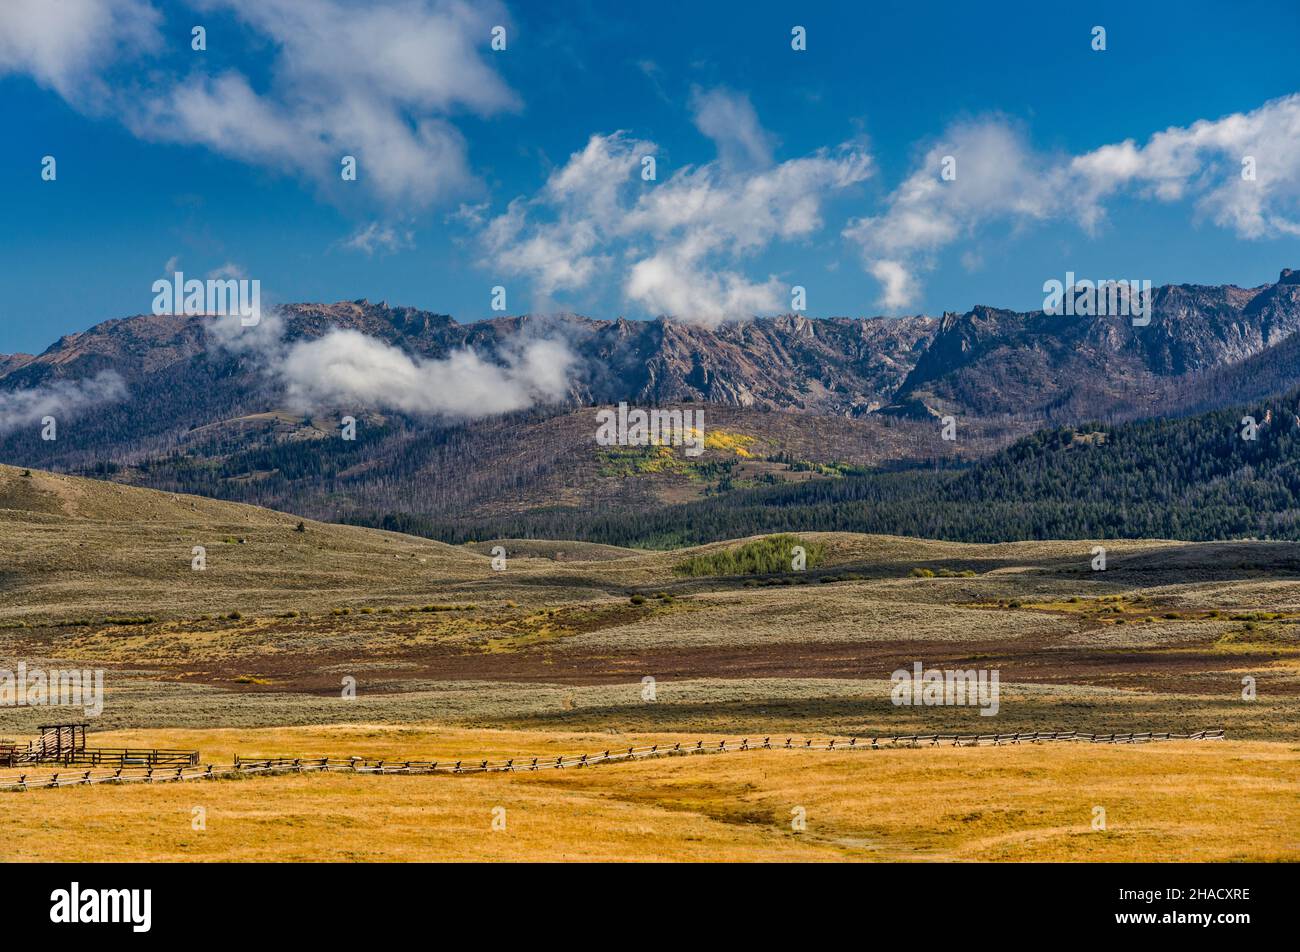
xmin=4 ymin=0 xmax=517 ymax=207
xmin=477 ymin=109 xmax=873 ymax=327
xmin=848 ymin=94 xmax=1300 ymax=310
xmin=203 ymin=0 xmax=515 ymax=116
xmin=0 ymin=371 xmax=127 ymax=434
xmin=626 ymin=252 xmax=786 ymax=327
xmin=1069 ymin=92 xmax=1300 ymax=238
xmin=844 ymin=118 xmax=1060 ymax=310
xmin=206 ymin=303 xmax=574 ymax=420
xmin=0 ymin=0 xmax=161 ymax=103
xmin=280 ymin=330 xmax=575 ymax=418
xmin=689 ymin=86 xmax=776 ymax=170
xmin=615 ymin=147 xmax=875 ymax=324
xmin=622 ymin=146 xmax=872 ymax=251
xmin=866 ymin=260 xmax=919 ymax=312
xmin=204 ymin=304 xmax=286 ymax=359
xmin=134 ymin=0 xmax=518 ymax=205
xmin=480 ymin=132 xmax=653 ymax=295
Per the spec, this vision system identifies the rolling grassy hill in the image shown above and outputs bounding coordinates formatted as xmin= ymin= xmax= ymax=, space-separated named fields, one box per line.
xmin=1 ymin=464 xmax=1297 ymax=746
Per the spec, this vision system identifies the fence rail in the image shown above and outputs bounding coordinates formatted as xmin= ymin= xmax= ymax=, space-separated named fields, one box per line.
xmin=21 ymin=747 xmax=200 ymax=767
xmin=0 ymin=729 xmax=1225 ymax=792
xmin=3 ymin=745 xmax=200 ymax=767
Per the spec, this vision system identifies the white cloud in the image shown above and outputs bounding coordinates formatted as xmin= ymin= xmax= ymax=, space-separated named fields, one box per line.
xmin=625 ymin=252 xmax=786 ymax=326
xmin=689 ymin=86 xmax=776 ymax=169
xmin=1070 ymin=92 xmax=1300 ymax=238
xmin=204 ymin=302 xmax=574 ymax=420
xmin=206 ymin=261 xmax=247 ymax=280
xmin=0 ymin=0 xmax=161 ymax=103
xmin=843 ymin=118 xmax=1058 ymax=310
xmin=343 ymin=222 xmax=414 ymax=256
xmin=477 ymin=121 xmax=873 ymax=326
xmin=620 ymin=143 xmax=873 ymax=326
xmin=0 ymin=371 xmax=127 ymax=434
xmin=205 ymin=305 xmax=285 ymax=358
xmin=3 ymin=0 xmax=517 ymax=207
xmin=479 ymin=132 xmax=652 ymax=295
xmin=847 ymin=93 xmax=1300 ymax=309
xmin=280 ymin=329 xmax=574 ymax=418
xmin=867 ymin=260 xmax=919 ymax=311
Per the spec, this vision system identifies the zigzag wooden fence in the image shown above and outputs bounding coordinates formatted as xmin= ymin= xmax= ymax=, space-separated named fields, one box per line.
xmin=0 ymin=729 xmax=1225 ymax=792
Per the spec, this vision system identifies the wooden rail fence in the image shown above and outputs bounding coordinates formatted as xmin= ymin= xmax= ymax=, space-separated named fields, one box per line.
xmin=0 ymin=729 xmax=1225 ymax=792
xmin=14 ymin=747 xmax=201 ymax=768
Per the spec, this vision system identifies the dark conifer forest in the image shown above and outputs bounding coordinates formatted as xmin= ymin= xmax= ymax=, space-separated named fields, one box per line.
xmin=348 ymin=390 xmax=1300 ymax=548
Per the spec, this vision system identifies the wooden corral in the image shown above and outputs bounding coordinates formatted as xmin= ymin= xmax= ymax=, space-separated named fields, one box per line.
xmin=6 ymin=723 xmax=199 ymax=767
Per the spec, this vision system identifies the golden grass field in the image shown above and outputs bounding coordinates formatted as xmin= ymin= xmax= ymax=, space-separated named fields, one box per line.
xmin=3 ymin=725 xmax=1296 ymax=862
xmin=2 ymin=465 xmax=1298 ymax=861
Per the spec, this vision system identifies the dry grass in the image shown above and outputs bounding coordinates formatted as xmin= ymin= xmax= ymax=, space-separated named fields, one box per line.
xmin=2 ymin=725 xmax=1295 ymax=863
xmin=2 ymin=466 xmax=1298 ymax=863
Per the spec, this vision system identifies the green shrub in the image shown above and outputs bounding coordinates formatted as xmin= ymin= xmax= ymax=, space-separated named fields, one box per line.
xmin=672 ymin=534 xmax=826 ymax=577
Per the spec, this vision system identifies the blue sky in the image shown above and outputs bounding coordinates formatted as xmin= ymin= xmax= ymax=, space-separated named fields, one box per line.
xmin=2 ymin=0 xmax=1299 ymax=353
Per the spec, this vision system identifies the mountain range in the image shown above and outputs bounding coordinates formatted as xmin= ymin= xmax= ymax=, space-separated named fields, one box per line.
xmin=2 ymin=268 xmax=1299 ymax=535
